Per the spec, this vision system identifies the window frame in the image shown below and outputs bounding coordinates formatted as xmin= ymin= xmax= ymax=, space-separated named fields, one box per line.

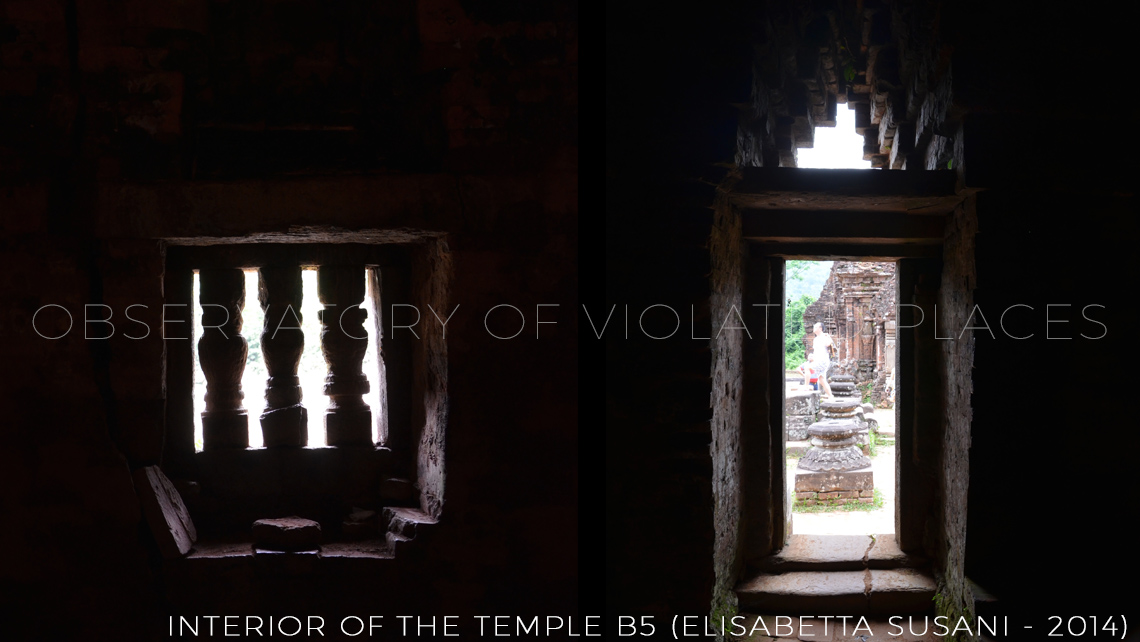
xmin=161 ymin=242 xmax=416 ymax=543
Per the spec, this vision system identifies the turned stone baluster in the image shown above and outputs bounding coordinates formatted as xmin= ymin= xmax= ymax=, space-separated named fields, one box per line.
xmin=259 ymin=266 xmax=307 ymax=447
xmin=199 ymin=268 xmax=248 ymax=449
xmin=318 ymin=265 xmax=372 ymax=446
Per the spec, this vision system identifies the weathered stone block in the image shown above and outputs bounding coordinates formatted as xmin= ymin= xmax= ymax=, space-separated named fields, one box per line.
xmin=251 ymin=516 xmax=321 ymax=551
xmin=785 ymin=390 xmax=819 ymax=416
xmin=133 ymin=465 xmax=197 ymax=559
xmin=794 ymin=467 xmax=874 ymax=493
xmin=785 ymin=414 xmax=813 ymax=441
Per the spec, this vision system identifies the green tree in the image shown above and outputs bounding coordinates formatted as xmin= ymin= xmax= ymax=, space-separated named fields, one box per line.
xmin=785 ymin=293 xmax=816 ymax=370
xmin=786 ymin=260 xmax=811 ymax=283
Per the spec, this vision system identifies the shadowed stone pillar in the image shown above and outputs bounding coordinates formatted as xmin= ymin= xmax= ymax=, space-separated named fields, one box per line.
xmin=259 ymin=266 xmax=307 ymax=447
xmin=318 ymin=266 xmax=372 ymax=446
xmin=199 ymin=268 xmax=248 ymax=449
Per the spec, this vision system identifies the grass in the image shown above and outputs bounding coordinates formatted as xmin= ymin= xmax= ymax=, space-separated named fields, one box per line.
xmin=793 ymin=487 xmax=885 ymax=513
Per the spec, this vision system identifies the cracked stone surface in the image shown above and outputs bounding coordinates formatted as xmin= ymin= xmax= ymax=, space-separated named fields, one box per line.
xmin=134 ymin=465 xmax=197 ymax=559
xmin=736 ymin=569 xmax=937 ymax=615
xmin=252 ymin=516 xmax=321 ymax=551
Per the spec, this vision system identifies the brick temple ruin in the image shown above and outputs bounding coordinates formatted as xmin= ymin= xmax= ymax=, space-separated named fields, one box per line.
xmin=803 ymin=261 xmax=897 ymax=406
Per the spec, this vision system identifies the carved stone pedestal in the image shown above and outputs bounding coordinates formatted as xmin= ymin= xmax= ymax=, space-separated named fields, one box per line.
xmin=822 ymin=397 xmax=870 ymax=450
xmin=821 ymin=398 xmax=860 ymax=420
xmin=829 ymin=373 xmax=859 ymax=398
xmin=795 ymin=418 xmax=874 ymax=506
xmin=798 ymin=419 xmax=871 ymax=472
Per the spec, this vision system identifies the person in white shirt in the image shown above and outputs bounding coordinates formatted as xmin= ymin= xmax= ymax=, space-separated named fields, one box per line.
xmin=810 ymin=322 xmax=833 ymax=398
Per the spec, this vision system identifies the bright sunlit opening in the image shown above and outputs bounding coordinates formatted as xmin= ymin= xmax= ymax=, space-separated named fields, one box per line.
xmin=795 ymin=103 xmax=872 ymax=169
xmin=192 ymin=268 xmax=381 ymax=450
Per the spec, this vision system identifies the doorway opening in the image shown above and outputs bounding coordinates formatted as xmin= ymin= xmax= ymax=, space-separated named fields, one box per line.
xmin=717 ymin=169 xmax=953 ymax=618
xmin=783 ymin=259 xmax=897 ymax=537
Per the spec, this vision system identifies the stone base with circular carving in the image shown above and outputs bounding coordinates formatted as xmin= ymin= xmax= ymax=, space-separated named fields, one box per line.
xmin=829 ymin=381 xmax=858 ymax=397
xmin=821 ymin=398 xmax=860 ymax=419
xmin=797 ymin=419 xmax=871 ymax=472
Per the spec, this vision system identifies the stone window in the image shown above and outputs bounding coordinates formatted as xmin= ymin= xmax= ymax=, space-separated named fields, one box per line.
xmin=161 ymin=243 xmax=428 ymax=554
xmin=188 ymin=267 xmax=383 ymax=450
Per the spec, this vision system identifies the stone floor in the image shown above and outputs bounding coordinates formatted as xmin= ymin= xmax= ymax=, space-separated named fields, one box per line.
xmin=733 ymin=535 xmax=942 ymax=641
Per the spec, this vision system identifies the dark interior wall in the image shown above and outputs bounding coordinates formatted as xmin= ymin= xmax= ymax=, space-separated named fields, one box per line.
xmin=943 ymin=0 xmax=1137 ymax=621
xmin=0 ymin=0 xmax=576 ymax=639
xmin=966 ymin=188 xmax=1136 ymax=619
xmin=605 ymin=0 xmax=752 ymax=624
xmin=608 ymin=0 xmax=1137 ymax=629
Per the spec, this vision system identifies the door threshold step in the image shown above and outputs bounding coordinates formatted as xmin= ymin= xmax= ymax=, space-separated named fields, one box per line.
xmin=736 ymin=568 xmax=937 ymax=615
xmin=758 ymin=533 xmax=928 ymax=572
